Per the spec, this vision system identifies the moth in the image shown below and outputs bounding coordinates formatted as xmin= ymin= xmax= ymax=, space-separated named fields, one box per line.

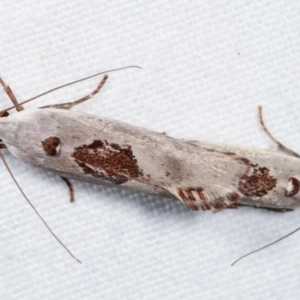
xmin=1 ymin=71 xmax=300 ymax=213
xmin=0 ymin=67 xmax=299 ymax=264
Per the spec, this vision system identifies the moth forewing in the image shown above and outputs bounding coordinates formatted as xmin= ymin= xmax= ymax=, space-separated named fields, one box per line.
xmin=1 ymin=106 xmax=300 ymax=212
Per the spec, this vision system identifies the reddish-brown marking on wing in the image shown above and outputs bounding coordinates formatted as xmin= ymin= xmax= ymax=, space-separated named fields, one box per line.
xmin=241 ymin=164 xmax=276 ymax=197
xmin=226 ymin=191 xmax=241 ymax=206
xmin=71 ymin=139 xmax=143 ymax=184
xmin=41 ymin=136 xmax=61 ymax=156
xmin=233 ymin=156 xmax=277 ymax=197
xmin=176 ymin=187 xmax=231 ymax=211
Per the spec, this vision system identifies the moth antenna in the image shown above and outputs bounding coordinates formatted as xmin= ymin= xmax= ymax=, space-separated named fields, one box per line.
xmin=231 ymin=225 xmax=300 ymax=266
xmin=0 ymin=78 xmax=24 ymax=111
xmin=1 ymin=65 xmax=142 ymax=113
xmin=258 ymin=106 xmax=300 ymax=157
xmin=0 ymin=151 xmax=82 ymax=263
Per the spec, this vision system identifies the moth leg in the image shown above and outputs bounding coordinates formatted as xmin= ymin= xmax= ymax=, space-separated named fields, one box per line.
xmin=0 ymin=78 xmax=24 ymax=111
xmin=238 ymin=203 xmax=293 ymax=212
xmin=264 ymin=207 xmax=293 ymax=212
xmin=258 ymin=106 xmax=300 ymax=158
xmin=254 ymin=206 xmax=293 ymax=212
xmin=40 ymin=75 xmax=109 ymax=110
xmin=60 ymin=177 xmax=75 ymax=203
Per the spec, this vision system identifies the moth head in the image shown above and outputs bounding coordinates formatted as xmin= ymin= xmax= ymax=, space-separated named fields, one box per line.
xmin=0 ymin=111 xmax=9 ymax=118
xmin=0 ymin=110 xmax=9 ymax=149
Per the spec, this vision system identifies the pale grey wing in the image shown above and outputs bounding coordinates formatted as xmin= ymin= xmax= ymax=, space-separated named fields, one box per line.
xmin=0 ymin=109 xmax=249 ymax=212
xmin=162 ymin=141 xmax=300 ymax=211
xmin=161 ymin=150 xmax=248 ymax=212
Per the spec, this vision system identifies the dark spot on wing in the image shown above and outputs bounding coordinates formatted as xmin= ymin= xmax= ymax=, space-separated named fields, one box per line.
xmin=42 ymin=136 xmax=61 ymax=156
xmin=227 ymin=191 xmax=240 ymax=204
xmin=71 ymin=139 xmax=143 ymax=184
xmin=239 ymin=163 xmax=277 ymax=197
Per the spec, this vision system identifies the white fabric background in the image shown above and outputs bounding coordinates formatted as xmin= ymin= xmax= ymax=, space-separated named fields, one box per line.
xmin=1 ymin=1 xmax=300 ymax=299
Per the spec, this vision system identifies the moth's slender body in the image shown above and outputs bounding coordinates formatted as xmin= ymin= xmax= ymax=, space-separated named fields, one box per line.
xmin=1 ymin=107 xmax=300 ymax=212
